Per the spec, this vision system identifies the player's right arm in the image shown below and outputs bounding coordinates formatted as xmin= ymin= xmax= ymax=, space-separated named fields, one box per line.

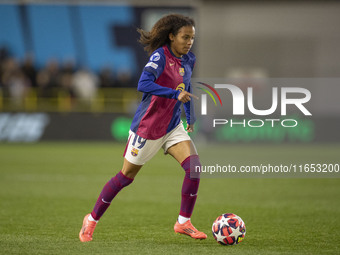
xmin=177 ymin=90 xmax=198 ymax=103
xmin=137 ymin=71 xmax=180 ymax=99
xmin=137 ymin=49 xmax=181 ymax=99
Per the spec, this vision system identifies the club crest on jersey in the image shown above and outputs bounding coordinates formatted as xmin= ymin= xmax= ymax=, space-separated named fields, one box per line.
xmin=179 ymin=68 xmax=185 ymax=76
xmin=176 ymin=83 xmax=185 ymax=92
xmin=131 ymin=148 xmax=139 ymax=157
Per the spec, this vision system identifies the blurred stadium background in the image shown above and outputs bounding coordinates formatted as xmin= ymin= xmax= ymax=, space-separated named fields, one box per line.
xmin=0 ymin=0 xmax=339 ymax=143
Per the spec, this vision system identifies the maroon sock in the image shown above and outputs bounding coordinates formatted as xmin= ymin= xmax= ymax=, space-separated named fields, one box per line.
xmin=179 ymin=155 xmax=201 ymax=218
xmin=91 ymin=171 xmax=133 ymax=221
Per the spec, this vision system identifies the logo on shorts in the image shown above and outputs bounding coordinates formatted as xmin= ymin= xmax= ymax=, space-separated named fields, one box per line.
xmin=131 ymin=148 xmax=139 ymax=157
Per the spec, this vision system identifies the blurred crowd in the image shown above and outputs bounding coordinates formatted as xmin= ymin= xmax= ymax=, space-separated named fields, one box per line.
xmin=0 ymin=47 xmax=136 ymax=106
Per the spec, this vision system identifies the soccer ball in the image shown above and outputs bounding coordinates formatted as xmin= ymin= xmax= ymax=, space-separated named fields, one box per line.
xmin=212 ymin=213 xmax=246 ymax=245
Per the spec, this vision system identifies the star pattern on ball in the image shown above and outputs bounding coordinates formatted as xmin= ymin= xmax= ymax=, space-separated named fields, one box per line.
xmin=214 ymin=227 xmax=227 ymax=243
xmin=212 ymin=214 xmax=246 ymax=245
xmin=229 ymin=225 xmax=243 ymax=238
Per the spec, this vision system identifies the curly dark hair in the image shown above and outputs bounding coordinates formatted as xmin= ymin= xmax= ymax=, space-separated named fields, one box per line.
xmin=137 ymin=13 xmax=195 ymax=55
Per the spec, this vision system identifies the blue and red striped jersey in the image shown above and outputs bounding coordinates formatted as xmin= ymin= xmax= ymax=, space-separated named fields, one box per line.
xmin=130 ymin=45 xmax=196 ymax=140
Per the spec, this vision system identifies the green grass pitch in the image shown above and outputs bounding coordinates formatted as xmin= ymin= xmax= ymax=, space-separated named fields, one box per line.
xmin=0 ymin=142 xmax=339 ymax=254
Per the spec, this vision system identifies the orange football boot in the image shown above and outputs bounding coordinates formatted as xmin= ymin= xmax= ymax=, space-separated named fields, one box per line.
xmin=79 ymin=214 xmax=97 ymax=242
xmin=174 ymin=220 xmax=207 ymax=239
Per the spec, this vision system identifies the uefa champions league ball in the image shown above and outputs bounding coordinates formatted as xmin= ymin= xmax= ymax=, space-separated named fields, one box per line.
xmin=212 ymin=213 xmax=246 ymax=245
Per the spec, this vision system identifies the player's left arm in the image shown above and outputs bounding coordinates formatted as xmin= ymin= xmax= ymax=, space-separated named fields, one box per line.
xmin=183 ymin=54 xmax=197 ymax=133
xmin=183 ymin=81 xmax=196 ymax=133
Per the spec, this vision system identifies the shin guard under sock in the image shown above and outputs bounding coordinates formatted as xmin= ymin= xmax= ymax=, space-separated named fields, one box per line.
xmin=179 ymin=155 xmax=201 ymax=218
xmin=91 ymin=171 xmax=133 ymax=221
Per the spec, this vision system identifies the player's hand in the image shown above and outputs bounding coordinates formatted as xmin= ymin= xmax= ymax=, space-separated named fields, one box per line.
xmin=178 ymin=91 xmax=198 ymax=103
xmin=186 ymin=123 xmax=194 ymax=133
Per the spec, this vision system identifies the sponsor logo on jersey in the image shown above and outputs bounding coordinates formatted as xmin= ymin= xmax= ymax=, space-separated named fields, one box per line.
xmin=131 ymin=148 xmax=139 ymax=156
xmin=150 ymin=52 xmax=160 ymax=62
xmin=176 ymin=83 xmax=185 ymax=92
xmin=145 ymin=62 xmax=158 ymax=69
xmin=179 ymin=68 xmax=185 ymax=76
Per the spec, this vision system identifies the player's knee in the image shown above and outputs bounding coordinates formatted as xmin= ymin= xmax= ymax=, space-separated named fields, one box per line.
xmin=121 ymin=159 xmax=142 ymax=179
xmin=181 ymin=154 xmax=201 ymax=180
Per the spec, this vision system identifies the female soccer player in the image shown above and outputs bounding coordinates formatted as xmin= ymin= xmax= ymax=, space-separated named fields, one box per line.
xmin=79 ymin=13 xmax=207 ymax=242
